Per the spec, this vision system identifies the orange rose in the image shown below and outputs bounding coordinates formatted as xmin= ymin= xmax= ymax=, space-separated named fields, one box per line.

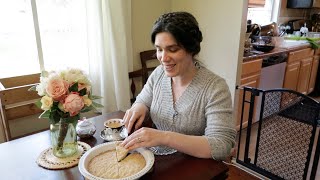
xmin=46 ymin=78 xmax=68 ymax=101
xmin=63 ymin=93 xmax=84 ymax=116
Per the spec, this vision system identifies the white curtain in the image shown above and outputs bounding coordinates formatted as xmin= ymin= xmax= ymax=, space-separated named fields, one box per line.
xmin=86 ymin=0 xmax=132 ymax=113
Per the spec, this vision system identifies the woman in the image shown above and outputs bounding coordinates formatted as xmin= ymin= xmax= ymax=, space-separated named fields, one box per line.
xmin=122 ymin=11 xmax=236 ymax=160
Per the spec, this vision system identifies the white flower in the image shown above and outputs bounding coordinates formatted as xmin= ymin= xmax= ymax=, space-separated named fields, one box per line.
xmin=40 ymin=96 xmax=53 ymax=110
xmin=36 ymin=76 xmax=49 ymax=96
xmin=62 ymin=68 xmax=91 ymax=85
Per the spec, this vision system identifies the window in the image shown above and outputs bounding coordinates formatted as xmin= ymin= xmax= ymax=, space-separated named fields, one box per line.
xmin=247 ymin=0 xmax=280 ymax=25
xmin=248 ymin=0 xmax=266 ymax=8
xmin=0 ymin=0 xmax=89 ymax=78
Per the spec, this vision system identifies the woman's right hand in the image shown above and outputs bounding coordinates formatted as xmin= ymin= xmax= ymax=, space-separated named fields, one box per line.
xmin=123 ymin=103 xmax=148 ymax=134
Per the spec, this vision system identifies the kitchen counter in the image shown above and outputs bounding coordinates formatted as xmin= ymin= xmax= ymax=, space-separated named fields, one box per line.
xmin=243 ymin=37 xmax=311 ymax=62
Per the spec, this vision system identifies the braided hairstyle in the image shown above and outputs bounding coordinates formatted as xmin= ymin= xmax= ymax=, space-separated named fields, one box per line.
xmin=151 ymin=12 xmax=203 ymax=57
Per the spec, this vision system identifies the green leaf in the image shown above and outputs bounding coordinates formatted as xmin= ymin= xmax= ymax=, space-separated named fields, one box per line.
xmin=89 ymin=95 xmax=103 ymax=100
xmin=39 ymin=110 xmax=50 ymax=119
xmin=69 ymin=82 xmax=78 ymax=92
xmin=92 ymin=101 xmax=104 ymax=108
xmin=51 ymin=102 xmax=60 ymax=111
xmin=284 ymin=36 xmax=303 ymax=41
xmin=35 ymin=100 xmax=42 ymax=109
xmin=28 ymin=85 xmax=37 ymax=91
xmin=306 ymin=37 xmax=320 ymax=49
xmin=79 ymin=88 xmax=87 ymax=96
xmin=49 ymin=110 xmax=61 ymax=124
xmin=284 ymin=36 xmax=320 ymax=41
xmin=81 ymin=106 xmax=94 ymax=113
xmin=64 ymin=115 xmax=80 ymax=123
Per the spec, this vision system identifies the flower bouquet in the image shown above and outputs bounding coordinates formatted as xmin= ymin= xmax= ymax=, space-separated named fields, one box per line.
xmin=30 ymin=68 xmax=103 ymax=158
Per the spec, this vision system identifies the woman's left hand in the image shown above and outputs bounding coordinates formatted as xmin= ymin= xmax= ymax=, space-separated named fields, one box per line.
xmin=120 ymin=127 xmax=166 ymax=150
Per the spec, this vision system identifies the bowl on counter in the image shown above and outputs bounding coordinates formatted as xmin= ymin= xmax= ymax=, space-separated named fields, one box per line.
xmin=251 ymin=35 xmax=275 ymax=52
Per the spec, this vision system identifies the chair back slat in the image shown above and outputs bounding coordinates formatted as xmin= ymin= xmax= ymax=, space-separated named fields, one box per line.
xmin=0 ymin=73 xmax=40 ymax=88
xmin=0 ymin=84 xmax=40 ymax=105
xmin=140 ymin=49 xmax=158 ymax=84
xmin=6 ymin=103 xmax=43 ymax=120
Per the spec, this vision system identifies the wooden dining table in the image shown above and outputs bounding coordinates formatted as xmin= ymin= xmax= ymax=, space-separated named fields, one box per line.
xmin=0 ymin=111 xmax=229 ymax=180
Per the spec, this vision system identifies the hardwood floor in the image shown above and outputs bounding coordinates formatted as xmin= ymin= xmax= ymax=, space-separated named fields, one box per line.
xmin=225 ymin=123 xmax=261 ymax=180
xmin=226 ymin=163 xmax=260 ymax=180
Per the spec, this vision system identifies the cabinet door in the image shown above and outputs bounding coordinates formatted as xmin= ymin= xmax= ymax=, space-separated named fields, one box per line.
xmin=314 ymin=0 xmax=320 ymax=7
xmin=283 ymin=61 xmax=301 ymax=91
xmin=297 ymin=57 xmax=313 ymax=94
xmin=237 ymin=74 xmax=260 ymax=128
xmin=308 ymin=56 xmax=320 ymax=93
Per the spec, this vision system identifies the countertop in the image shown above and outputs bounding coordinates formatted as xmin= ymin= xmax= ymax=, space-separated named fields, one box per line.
xmin=243 ymin=37 xmax=311 ymax=62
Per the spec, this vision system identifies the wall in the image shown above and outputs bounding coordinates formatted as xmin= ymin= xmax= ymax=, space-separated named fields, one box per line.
xmin=171 ymin=0 xmax=246 ymax=101
xmin=131 ymin=0 xmax=171 ymax=71
xmin=130 ymin=0 xmax=171 ymax=95
xmin=278 ymin=0 xmax=310 ymax=24
xmin=131 ymin=0 xmax=245 ymax=102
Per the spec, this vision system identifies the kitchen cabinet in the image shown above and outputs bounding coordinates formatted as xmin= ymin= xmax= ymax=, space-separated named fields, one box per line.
xmin=297 ymin=58 xmax=313 ymax=94
xmin=308 ymin=51 xmax=320 ymax=93
xmin=283 ymin=61 xmax=300 ymax=91
xmin=283 ymin=48 xmax=314 ymax=94
xmin=313 ymin=0 xmax=320 ymax=8
xmin=237 ymin=58 xmax=262 ymax=130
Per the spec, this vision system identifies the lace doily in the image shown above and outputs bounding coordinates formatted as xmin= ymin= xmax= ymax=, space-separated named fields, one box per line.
xmin=36 ymin=141 xmax=91 ymax=170
xmin=149 ymin=145 xmax=177 ymax=155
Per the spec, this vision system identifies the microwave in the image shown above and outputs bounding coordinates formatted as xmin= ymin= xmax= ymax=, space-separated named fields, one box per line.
xmin=287 ymin=0 xmax=313 ymax=8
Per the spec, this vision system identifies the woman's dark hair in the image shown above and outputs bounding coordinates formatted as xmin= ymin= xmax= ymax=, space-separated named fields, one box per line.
xmin=151 ymin=12 xmax=203 ymax=56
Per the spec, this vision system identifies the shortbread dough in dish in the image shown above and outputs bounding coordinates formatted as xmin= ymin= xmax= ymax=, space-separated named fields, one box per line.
xmin=88 ymin=149 xmax=146 ymax=179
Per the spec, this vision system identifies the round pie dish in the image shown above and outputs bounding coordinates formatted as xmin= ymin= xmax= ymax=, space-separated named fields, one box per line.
xmin=78 ymin=141 xmax=155 ymax=180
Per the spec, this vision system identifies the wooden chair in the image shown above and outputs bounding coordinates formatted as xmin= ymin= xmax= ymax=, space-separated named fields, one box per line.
xmin=129 ymin=49 xmax=158 ymax=104
xmin=236 ymin=86 xmax=320 ymax=180
xmin=129 ymin=69 xmax=143 ymax=104
xmin=0 ymin=74 xmax=44 ymax=141
xmin=140 ymin=49 xmax=157 ymax=84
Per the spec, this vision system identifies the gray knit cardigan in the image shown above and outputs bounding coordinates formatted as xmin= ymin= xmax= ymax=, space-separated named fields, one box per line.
xmin=135 ymin=65 xmax=236 ymax=160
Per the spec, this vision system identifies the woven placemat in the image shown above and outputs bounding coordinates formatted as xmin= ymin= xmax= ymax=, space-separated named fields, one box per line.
xmin=36 ymin=141 xmax=91 ymax=170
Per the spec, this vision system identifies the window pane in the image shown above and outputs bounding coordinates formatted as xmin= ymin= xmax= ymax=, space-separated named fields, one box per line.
xmin=247 ymin=0 xmax=274 ymax=25
xmin=36 ymin=0 xmax=89 ymax=72
xmin=0 ymin=0 xmax=40 ymax=78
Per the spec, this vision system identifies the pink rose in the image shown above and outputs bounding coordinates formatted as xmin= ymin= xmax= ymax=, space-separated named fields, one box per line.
xmin=46 ymin=78 xmax=68 ymax=101
xmin=63 ymin=93 xmax=84 ymax=116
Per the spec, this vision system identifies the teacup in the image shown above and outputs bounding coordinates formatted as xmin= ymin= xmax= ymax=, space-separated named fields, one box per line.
xmin=104 ymin=119 xmax=124 ymax=131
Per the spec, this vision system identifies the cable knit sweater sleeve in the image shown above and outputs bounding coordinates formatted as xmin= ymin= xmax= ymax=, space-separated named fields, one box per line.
xmin=135 ymin=65 xmax=236 ymax=160
xmin=203 ymin=73 xmax=236 ymax=160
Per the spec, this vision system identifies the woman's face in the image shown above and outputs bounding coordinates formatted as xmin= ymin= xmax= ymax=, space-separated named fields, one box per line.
xmin=154 ymin=32 xmax=194 ymax=78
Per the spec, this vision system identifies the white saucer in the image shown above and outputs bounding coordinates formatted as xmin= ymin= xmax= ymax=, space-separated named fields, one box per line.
xmin=100 ymin=127 xmax=128 ymax=141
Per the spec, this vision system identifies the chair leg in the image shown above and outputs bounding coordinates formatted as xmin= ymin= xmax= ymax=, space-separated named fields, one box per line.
xmin=0 ymin=106 xmax=11 ymax=141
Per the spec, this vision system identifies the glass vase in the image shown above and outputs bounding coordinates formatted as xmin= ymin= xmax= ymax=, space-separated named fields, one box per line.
xmin=50 ymin=118 xmax=78 ymax=158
